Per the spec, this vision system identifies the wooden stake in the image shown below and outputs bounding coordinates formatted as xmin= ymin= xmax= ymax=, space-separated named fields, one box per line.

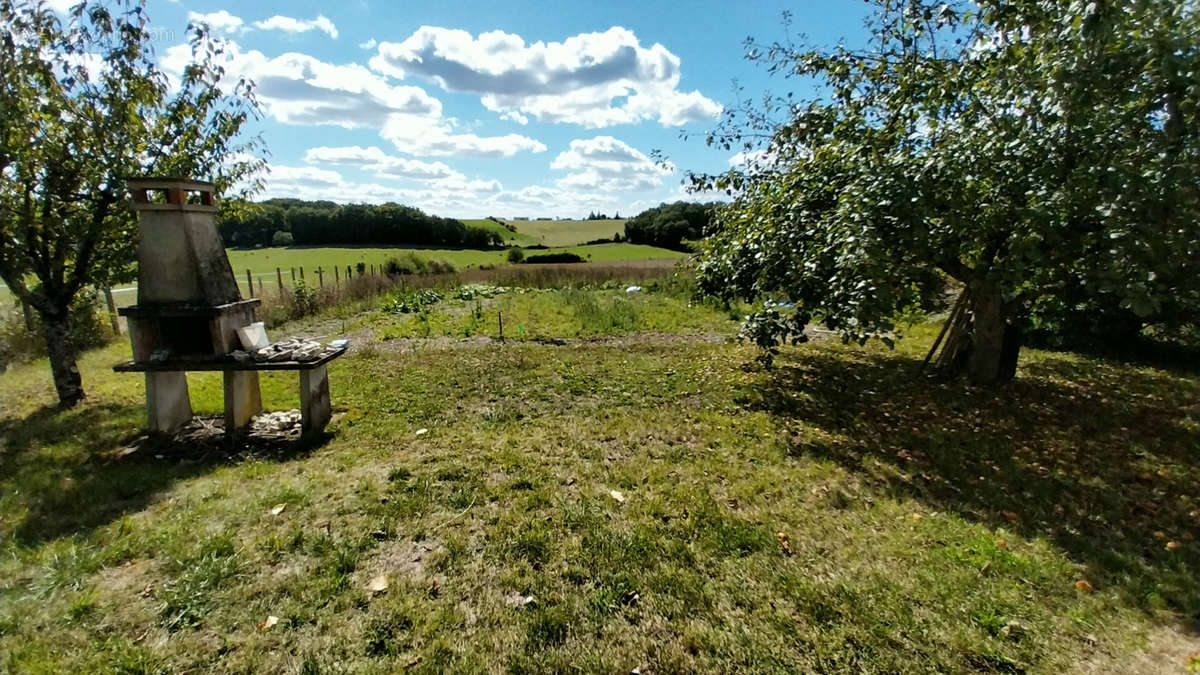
xmin=246 ymin=269 xmax=254 ymax=297
xmin=277 ymin=267 xmax=283 ymax=289
xmin=498 ymin=311 xmax=504 ymax=343
xmin=103 ymin=286 xmax=121 ymax=334
xmin=317 ymin=267 xmax=323 ymax=287
xmin=334 ymin=265 xmax=339 ymax=287
xmin=291 ymin=267 xmax=296 ymax=282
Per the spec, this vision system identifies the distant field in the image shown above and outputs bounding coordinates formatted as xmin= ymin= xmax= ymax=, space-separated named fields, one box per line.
xmin=0 ymin=240 xmax=676 ymax=310
xmin=466 ymin=218 xmax=627 ymax=247
xmin=225 ymin=243 xmax=681 ymax=278
xmin=0 ymin=244 xmax=684 ymax=308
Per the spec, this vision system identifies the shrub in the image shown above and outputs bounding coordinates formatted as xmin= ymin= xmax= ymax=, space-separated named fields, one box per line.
xmin=382 ymin=289 xmax=442 ymax=314
xmin=523 ymin=252 xmax=584 ymax=264
xmin=0 ymin=290 xmax=115 ymax=369
xmin=271 ymin=230 xmax=294 ymax=246
xmin=384 ymin=253 xmax=427 ymax=276
xmin=506 ymin=247 xmax=525 ymax=264
xmin=427 ymin=259 xmax=457 ymax=275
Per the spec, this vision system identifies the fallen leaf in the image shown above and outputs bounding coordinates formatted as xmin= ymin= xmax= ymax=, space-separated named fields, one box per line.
xmin=1165 ymin=541 xmax=1180 ymax=551
xmin=368 ymin=574 xmax=389 ymax=594
xmin=415 ymin=428 xmax=429 ymax=436
xmin=776 ymin=532 xmax=793 ymax=556
xmin=1153 ymin=530 xmax=1167 ymax=541
xmin=995 ymin=539 xmax=1008 ymax=549
xmin=609 ymin=490 xmax=626 ymax=503
xmin=1001 ymin=511 xmax=1019 ymax=522
xmin=269 ymin=503 xmax=287 ymax=516
xmin=260 ymin=615 xmax=279 ymax=630
xmin=429 ymin=579 xmax=439 ymax=597
xmin=910 ymin=513 xmax=922 ymax=521
xmin=1074 ymin=580 xmax=1094 ymax=594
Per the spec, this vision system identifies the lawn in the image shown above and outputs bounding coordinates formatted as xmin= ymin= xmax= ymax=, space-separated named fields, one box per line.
xmin=1 ymin=285 xmax=1198 ymax=673
xmin=2 ymin=245 xmax=687 ymax=310
xmin=224 ymin=243 xmax=682 ymax=289
xmin=464 ymin=219 xmax=627 ymax=247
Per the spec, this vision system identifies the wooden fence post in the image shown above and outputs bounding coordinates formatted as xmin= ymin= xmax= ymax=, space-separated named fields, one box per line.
xmin=277 ymin=267 xmax=283 ymax=289
xmin=346 ymin=265 xmax=352 ymax=281
xmin=246 ymin=269 xmax=254 ymax=297
xmin=317 ymin=266 xmax=323 ymax=288
xmin=291 ymin=267 xmax=296 ymax=282
xmin=103 ymin=286 xmax=121 ymax=334
xmin=498 ymin=311 xmax=504 ymax=343
xmin=300 ymin=267 xmax=306 ymax=281
xmin=334 ymin=266 xmax=339 ymax=288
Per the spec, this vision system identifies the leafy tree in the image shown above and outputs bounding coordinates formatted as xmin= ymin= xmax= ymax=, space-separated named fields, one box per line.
xmin=0 ymin=0 xmax=265 ymax=405
xmin=625 ymin=201 xmax=715 ymax=250
xmin=223 ymin=198 xmax=496 ymax=249
xmin=695 ymin=0 xmax=1200 ymax=383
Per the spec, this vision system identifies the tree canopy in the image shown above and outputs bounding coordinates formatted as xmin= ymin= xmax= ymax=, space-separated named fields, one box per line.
xmin=624 ymin=201 xmax=717 ymax=250
xmin=0 ymin=0 xmax=265 ymax=405
xmin=218 ymin=199 xmax=500 ymax=249
xmin=695 ymin=0 xmax=1200 ymax=383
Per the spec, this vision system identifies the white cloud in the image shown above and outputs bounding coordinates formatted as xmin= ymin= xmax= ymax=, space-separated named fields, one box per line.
xmin=359 ymin=38 xmax=378 ymax=50
xmin=305 ymin=145 xmax=463 ymax=181
xmin=255 ymin=15 xmax=339 ymax=39
xmin=263 ymin=162 xmax=624 ymax=218
xmin=550 ymin=136 xmax=671 ymax=191
xmin=160 ymin=41 xmax=546 ymax=158
xmin=187 ymin=10 xmax=245 ymax=34
xmin=175 ymin=46 xmax=439 ymax=127
xmin=381 ymin=114 xmax=547 ymax=158
xmin=369 ymin=26 xmax=722 ymax=128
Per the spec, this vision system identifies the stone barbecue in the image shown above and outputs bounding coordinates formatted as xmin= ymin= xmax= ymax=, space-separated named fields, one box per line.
xmin=113 ymin=178 xmax=344 ymax=436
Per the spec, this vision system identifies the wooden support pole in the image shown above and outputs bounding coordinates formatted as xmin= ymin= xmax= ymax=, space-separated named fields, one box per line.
xmin=277 ymin=267 xmax=283 ymax=289
xmin=334 ymin=265 xmax=339 ymax=288
xmin=317 ymin=266 xmax=323 ymax=287
xmin=300 ymin=267 xmax=306 ymax=281
xmin=291 ymin=267 xmax=296 ymax=282
xmin=246 ymin=269 xmax=254 ymax=297
xmin=498 ymin=311 xmax=504 ymax=343
xmin=346 ymin=265 xmax=352 ymax=281
xmin=103 ymin=286 xmax=121 ymax=335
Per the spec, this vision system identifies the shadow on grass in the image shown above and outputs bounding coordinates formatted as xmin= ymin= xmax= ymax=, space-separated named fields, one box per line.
xmin=750 ymin=347 xmax=1200 ymax=617
xmin=0 ymin=403 xmax=329 ymax=547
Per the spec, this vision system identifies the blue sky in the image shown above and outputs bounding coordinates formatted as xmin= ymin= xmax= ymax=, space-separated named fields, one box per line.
xmin=65 ymin=1 xmax=871 ymax=218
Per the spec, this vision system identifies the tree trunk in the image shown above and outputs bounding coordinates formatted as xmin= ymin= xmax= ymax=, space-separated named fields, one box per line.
xmin=42 ymin=311 xmax=84 ymax=407
xmin=966 ymin=284 xmax=1020 ymax=385
xmin=932 ymin=285 xmax=1022 ymax=385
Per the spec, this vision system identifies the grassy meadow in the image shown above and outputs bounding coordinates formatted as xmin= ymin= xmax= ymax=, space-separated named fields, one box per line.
xmin=464 ymin=219 xmax=627 ymax=247
xmin=1 ymin=278 xmax=1198 ymax=673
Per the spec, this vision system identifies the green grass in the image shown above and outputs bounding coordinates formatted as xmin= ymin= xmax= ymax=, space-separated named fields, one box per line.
xmin=1 ymin=291 xmax=1197 ymax=673
xmin=366 ymin=283 xmax=739 ymax=341
xmin=461 ymin=219 xmax=537 ymax=246
xmin=467 ymin=218 xmax=626 ymax=247
xmin=224 ymin=243 xmax=681 ymax=289
xmin=0 ymin=244 xmax=687 ymax=310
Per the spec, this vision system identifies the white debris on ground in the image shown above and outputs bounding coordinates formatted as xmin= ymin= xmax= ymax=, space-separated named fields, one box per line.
xmin=251 ymin=409 xmax=302 ymax=434
xmin=230 ymin=338 xmax=343 ymax=364
xmin=625 ymin=285 xmax=643 ymax=294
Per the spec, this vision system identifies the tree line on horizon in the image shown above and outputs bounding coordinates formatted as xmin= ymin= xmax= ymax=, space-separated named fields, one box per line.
xmin=217 ymin=199 xmax=503 ymax=249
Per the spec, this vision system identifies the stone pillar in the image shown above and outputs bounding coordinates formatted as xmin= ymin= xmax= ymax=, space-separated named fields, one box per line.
xmin=300 ymin=365 xmax=331 ymax=434
xmin=223 ymin=370 xmax=262 ymax=433
xmin=146 ymin=371 xmax=192 ymax=433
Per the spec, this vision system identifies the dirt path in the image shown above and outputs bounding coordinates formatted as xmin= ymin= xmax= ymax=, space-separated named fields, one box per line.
xmin=1073 ymin=622 xmax=1200 ymax=674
